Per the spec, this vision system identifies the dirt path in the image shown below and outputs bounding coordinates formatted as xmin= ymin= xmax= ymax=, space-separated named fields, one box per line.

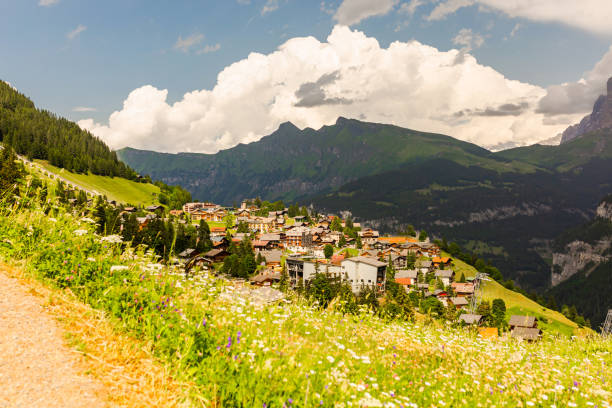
xmin=0 ymin=271 xmax=107 ymax=408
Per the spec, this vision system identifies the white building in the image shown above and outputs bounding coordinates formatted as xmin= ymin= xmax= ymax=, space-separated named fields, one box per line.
xmin=286 ymin=256 xmax=387 ymax=294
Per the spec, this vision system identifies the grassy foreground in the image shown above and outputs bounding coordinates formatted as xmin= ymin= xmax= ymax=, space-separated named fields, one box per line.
xmin=32 ymin=160 xmax=161 ymax=206
xmin=1 ymin=197 xmax=611 ymax=407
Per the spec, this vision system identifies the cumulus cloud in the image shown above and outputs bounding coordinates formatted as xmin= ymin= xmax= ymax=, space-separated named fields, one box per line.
xmin=261 ymin=0 xmax=281 ymax=15
xmin=80 ymin=26 xmax=581 ymax=154
xmin=427 ymin=0 xmax=612 ymax=36
xmin=67 ymin=24 xmax=86 ymax=40
xmin=39 ymin=0 xmax=59 ymax=6
xmin=174 ymin=33 xmax=204 ymax=53
xmin=537 ymin=45 xmax=612 ymax=115
xmin=334 ymin=0 xmax=399 ymax=26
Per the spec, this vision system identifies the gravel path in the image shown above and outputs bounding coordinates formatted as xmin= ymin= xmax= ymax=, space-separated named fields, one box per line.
xmin=0 ymin=271 xmax=107 ymax=408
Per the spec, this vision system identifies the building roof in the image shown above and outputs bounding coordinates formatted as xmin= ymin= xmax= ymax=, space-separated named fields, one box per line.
xmin=259 ymin=250 xmax=282 ymax=263
xmin=395 ymin=278 xmax=414 ymax=286
xmin=204 ymin=248 xmax=225 ymax=257
xmin=395 ymin=269 xmax=418 ymax=279
xmin=210 ymin=226 xmax=226 ymax=233
xmin=459 ymin=314 xmax=482 ymax=325
xmin=260 ymin=233 xmax=281 ymax=241
xmin=433 ymin=257 xmax=452 ymax=264
xmin=451 ymin=282 xmax=475 ymax=294
xmin=511 ymin=327 xmax=541 ymax=341
xmin=435 ymin=269 xmax=454 ymax=278
xmin=378 ymin=236 xmax=415 ymax=244
xmin=344 ymin=256 xmax=387 ymax=267
xmin=178 ymin=248 xmax=197 ymax=258
xmin=252 ymin=240 xmax=269 ymax=247
xmin=417 ymin=260 xmax=432 ymax=268
xmin=509 ymin=315 xmax=537 ymax=328
xmin=450 ymin=297 xmax=469 ymax=306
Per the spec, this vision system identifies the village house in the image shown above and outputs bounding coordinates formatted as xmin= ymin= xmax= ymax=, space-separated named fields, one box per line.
xmin=203 ymin=248 xmax=229 ymax=263
xmin=248 ymin=217 xmax=276 ymax=234
xmin=259 ymin=233 xmax=283 ymax=248
xmin=249 ymin=269 xmax=281 ymax=286
xmin=449 ymin=296 xmax=469 ymax=310
xmin=284 ymin=226 xmax=313 ymax=252
xmin=451 ymin=282 xmax=475 ymax=297
xmin=509 ymin=315 xmax=542 ymax=341
xmin=210 ymin=226 xmax=227 ymax=237
xmin=432 ymin=256 xmax=452 ymax=268
xmin=394 ymin=269 xmax=418 ymax=289
xmin=358 ymin=228 xmax=380 ymax=246
xmin=435 ymin=269 xmax=455 ymax=286
xmin=341 ymin=256 xmax=387 ymax=294
xmin=257 ymin=249 xmax=282 ymax=267
xmin=459 ymin=314 xmax=482 ymax=325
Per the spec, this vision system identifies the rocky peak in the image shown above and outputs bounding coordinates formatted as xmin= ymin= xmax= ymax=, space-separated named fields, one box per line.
xmin=561 ymin=76 xmax=612 ymax=144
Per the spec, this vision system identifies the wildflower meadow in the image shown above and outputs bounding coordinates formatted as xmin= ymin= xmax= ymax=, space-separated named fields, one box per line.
xmin=0 ymin=189 xmax=611 ymax=407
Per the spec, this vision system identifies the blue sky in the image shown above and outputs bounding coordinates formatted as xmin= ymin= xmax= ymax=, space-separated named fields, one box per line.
xmin=1 ymin=0 xmax=611 ymax=152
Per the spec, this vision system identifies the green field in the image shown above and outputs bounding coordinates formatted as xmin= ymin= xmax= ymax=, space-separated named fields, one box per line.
xmin=32 ymin=160 xmax=161 ymax=206
xmin=447 ymin=252 xmax=579 ymax=335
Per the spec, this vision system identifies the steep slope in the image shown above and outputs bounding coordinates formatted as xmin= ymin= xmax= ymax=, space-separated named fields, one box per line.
xmin=547 ymin=195 xmax=612 ymax=329
xmin=560 ymin=76 xmax=612 ymax=144
xmin=308 ymin=131 xmax=611 ymax=291
xmin=0 ymin=80 xmax=135 ymax=179
xmin=118 ymin=117 xmax=535 ymax=204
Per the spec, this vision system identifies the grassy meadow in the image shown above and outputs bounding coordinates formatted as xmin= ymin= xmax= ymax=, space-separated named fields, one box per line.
xmin=32 ymin=160 xmax=161 ymax=206
xmin=0 ymin=185 xmax=610 ymax=407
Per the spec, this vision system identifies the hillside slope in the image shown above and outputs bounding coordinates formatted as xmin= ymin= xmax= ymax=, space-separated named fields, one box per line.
xmin=118 ymin=117 xmax=535 ymax=204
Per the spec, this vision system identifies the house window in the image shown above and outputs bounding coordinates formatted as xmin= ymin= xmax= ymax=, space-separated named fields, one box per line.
xmin=368 ymin=280 xmax=371 ymax=283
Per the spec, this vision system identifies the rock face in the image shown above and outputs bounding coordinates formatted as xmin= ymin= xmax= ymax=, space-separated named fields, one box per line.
xmin=561 ymin=77 xmax=612 ymax=144
xmin=550 ymin=198 xmax=612 ymax=286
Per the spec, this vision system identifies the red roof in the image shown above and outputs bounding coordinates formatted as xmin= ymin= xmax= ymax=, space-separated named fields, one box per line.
xmin=211 ymin=227 xmax=226 ymax=232
xmin=395 ymin=278 xmax=413 ymax=285
xmin=252 ymin=240 xmax=269 ymax=247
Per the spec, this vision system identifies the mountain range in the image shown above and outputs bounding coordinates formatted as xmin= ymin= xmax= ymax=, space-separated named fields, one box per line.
xmin=118 ymin=89 xmax=612 ymax=326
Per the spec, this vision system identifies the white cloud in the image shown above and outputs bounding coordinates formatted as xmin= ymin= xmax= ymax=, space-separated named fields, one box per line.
xmin=334 ymin=0 xmax=399 ymax=26
xmin=39 ymin=0 xmax=59 ymax=6
xmin=81 ymin=26 xmax=581 ymax=154
xmin=509 ymin=23 xmax=521 ymax=37
xmin=67 ymin=24 xmax=86 ymax=40
xmin=73 ymin=106 xmax=97 ymax=112
xmin=174 ymin=33 xmax=204 ymax=53
xmin=197 ymin=43 xmax=221 ymax=55
xmin=537 ymin=45 xmax=612 ymax=115
xmin=261 ymin=0 xmax=281 ymax=15
xmin=399 ymin=0 xmax=424 ymax=17
xmin=452 ymin=28 xmax=484 ymax=53
xmin=427 ymin=0 xmax=612 ymax=36
xmin=427 ymin=0 xmax=474 ymax=21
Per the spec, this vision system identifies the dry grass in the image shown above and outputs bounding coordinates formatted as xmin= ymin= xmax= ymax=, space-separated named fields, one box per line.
xmin=2 ymin=261 xmax=193 ymax=408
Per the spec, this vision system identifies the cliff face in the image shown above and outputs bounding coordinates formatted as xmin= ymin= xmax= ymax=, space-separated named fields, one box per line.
xmin=550 ymin=198 xmax=612 ymax=287
xmin=561 ymin=77 xmax=612 ymax=144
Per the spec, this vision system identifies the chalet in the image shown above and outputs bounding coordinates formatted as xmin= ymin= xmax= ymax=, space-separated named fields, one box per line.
xmin=435 ymin=269 xmax=455 ymax=286
xmin=211 ymin=236 xmax=230 ymax=250
xmin=451 ymin=282 xmax=475 ymax=297
xmin=432 ymin=256 xmax=452 ymax=268
xmin=257 ymin=249 xmax=282 ymax=267
xmin=394 ymin=269 xmax=418 ymax=287
xmin=378 ymin=236 xmax=416 ymax=247
xmin=203 ymin=248 xmax=229 ymax=263
xmin=210 ymin=226 xmax=227 ymax=237
xmin=178 ymin=248 xmax=197 ymax=260
xmin=235 ymin=208 xmax=250 ymax=217
xmin=260 ymin=233 xmax=282 ymax=248
xmin=449 ymin=296 xmax=469 ymax=310
xmin=415 ymin=283 xmax=430 ymax=291
xmin=123 ymin=206 xmax=137 ymax=213
xmin=146 ymin=205 xmax=164 ymax=212
xmin=358 ymin=228 xmax=379 ymax=246
xmin=330 ymin=252 xmax=345 ymax=265
xmin=416 ymin=260 xmax=434 ymax=274
xmin=459 ymin=314 xmax=482 ymax=325
xmin=509 ymin=315 xmax=541 ymax=342
xmin=252 ymin=240 xmax=272 ymax=250
xmin=250 ymin=270 xmax=281 ymax=286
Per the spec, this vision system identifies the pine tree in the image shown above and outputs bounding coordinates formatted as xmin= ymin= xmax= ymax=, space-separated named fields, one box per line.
xmin=279 ymin=263 xmax=289 ymax=292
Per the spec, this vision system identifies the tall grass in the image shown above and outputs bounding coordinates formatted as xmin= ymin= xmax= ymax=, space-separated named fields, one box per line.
xmin=1 ymin=195 xmax=611 ymax=407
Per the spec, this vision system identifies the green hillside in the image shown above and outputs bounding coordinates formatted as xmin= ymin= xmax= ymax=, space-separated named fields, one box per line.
xmin=30 ymin=160 xmax=161 ymax=206
xmin=495 ymin=128 xmax=612 ymax=171
xmin=450 ymin=253 xmax=579 ymax=336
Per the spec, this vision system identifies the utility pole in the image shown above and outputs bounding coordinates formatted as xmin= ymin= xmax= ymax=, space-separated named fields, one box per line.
xmin=603 ymin=309 xmax=612 ymax=336
xmin=469 ymin=272 xmax=491 ymax=313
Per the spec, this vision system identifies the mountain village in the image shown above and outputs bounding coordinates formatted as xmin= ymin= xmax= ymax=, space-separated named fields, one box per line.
xmin=125 ymin=198 xmax=542 ymax=341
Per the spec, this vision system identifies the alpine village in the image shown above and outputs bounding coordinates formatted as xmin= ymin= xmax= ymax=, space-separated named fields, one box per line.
xmin=1 ymin=5 xmax=612 ymax=406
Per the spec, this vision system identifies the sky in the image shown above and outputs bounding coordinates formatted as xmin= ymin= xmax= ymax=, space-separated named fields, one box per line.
xmin=1 ymin=0 xmax=612 ymax=152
